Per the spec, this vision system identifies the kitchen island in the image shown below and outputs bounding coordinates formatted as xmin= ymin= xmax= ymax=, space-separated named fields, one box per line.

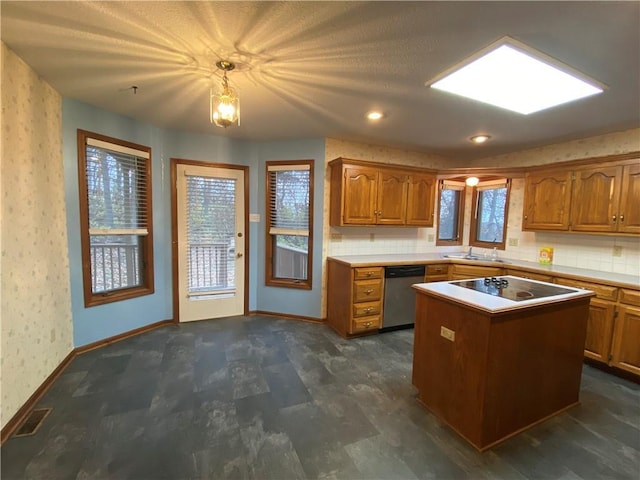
xmin=412 ymin=276 xmax=594 ymax=451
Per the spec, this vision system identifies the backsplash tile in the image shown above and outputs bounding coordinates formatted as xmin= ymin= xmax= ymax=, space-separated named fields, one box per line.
xmin=326 ymin=173 xmax=640 ymax=279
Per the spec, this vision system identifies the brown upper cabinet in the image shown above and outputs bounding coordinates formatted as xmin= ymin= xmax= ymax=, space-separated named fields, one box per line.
xmin=523 ymin=169 xmax=573 ymax=231
xmin=329 ymin=158 xmax=436 ymax=227
xmin=523 ymin=154 xmax=639 ymax=235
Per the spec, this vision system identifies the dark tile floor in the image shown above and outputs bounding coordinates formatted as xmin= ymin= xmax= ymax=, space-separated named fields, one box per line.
xmin=2 ymin=315 xmax=639 ymax=480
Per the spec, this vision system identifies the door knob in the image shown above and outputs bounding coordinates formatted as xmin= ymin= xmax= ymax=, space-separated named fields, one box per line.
xmin=237 ymin=252 xmax=243 ymax=258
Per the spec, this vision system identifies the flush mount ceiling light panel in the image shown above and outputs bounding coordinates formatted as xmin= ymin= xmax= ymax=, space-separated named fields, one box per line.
xmin=427 ymin=37 xmax=606 ymax=115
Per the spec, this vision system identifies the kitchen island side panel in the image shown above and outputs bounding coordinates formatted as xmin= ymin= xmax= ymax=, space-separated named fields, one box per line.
xmin=413 ymin=290 xmax=591 ymax=450
xmin=482 ymin=299 xmax=590 ymax=446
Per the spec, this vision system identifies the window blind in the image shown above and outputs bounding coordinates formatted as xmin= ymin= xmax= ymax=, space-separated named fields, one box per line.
xmin=441 ymin=180 xmax=466 ymax=191
xmin=476 ymin=178 xmax=509 ymax=191
xmin=185 ymin=174 xmax=236 ymax=295
xmin=85 ymin=145 xmax=149 ymax=236
xmin=267 ymin=164 xmax=310 ymax=236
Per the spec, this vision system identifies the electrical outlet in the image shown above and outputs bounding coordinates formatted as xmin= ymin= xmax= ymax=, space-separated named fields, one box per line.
xmin=508 ymin=238 xmax=519 ymax=247
xmin=440 ymin=326 xmax=455 ymax=342
xmin=369 ymin=233 xmax=375 ymax=242
xmin=613 ymin=246 xmax=623 ymax=257
xmin=330 ymin=233 xmax=342 ymax=242
xmin=428 ymin=234 xmax=435 ymax=242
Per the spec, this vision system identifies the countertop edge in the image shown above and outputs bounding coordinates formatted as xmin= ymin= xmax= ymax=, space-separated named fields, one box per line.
xmin=327 ymin=254 xmax=639 ymax=289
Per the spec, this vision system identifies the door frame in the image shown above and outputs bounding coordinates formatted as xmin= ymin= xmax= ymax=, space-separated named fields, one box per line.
xmin=170 ymin=158 xmax=250 ymax=323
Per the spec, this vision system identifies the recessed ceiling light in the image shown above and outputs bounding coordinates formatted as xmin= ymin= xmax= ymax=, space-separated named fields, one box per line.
xmin=427 ymin=37 xmax=605 ymax=115
xmin=470 ymin=135 xmax=491 ymax=144
xmin=366 ymin=111 xmax=384 ymax=120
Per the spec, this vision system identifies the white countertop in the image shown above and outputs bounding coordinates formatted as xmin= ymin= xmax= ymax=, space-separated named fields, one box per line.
xmin=327 ymin=253 xmax=640 ymax=289
xmin=413 ymin=275 xmax=595 ymax=313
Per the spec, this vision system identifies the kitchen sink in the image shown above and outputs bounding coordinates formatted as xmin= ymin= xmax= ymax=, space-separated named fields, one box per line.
xmin=441 ymin=254 xmax=509 ymax=264
xmin=442 ymin=253 xmax=480 ymax=260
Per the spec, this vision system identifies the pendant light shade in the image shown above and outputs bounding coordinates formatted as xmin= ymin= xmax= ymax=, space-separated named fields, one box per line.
xmin=210 ymin=60 xmax=240 ymax=128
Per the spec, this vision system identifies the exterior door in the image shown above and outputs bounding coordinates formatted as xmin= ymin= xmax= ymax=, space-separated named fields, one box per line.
xmin=176 ymin=163 xmax=246 ymax=322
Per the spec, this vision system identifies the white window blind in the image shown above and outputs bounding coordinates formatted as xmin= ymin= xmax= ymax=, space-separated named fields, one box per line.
xmin=85 ymin=145 xmax=149 ymax=236
xmin=186 ymin=175 xmax=236 ymax=295
xmin=267 ymin=164 xmax=311 ymax=236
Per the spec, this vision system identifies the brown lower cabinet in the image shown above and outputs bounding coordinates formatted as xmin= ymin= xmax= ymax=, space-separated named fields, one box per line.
xmin=325 ymin=259 xmax=639 ymax=377
xmin=449 ymin=264 xmax=502 ymax=280
xmin=327 ymin=260 xmax=383 ymax=337
xmin=553 ymin=278 xmax=640 ymax=376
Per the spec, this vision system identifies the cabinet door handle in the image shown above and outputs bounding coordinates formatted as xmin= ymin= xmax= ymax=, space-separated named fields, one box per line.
xmin=524 ymin=215 xmax=528 ymax=220
xmin=613 ymin=214 xmax=617 ymax=222
xmin=620 ymin=214 xmax=624 ymax=223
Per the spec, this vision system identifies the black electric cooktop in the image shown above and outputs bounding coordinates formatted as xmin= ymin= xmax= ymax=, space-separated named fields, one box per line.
xmin=450 ymin=276 xmax=577 ymax=302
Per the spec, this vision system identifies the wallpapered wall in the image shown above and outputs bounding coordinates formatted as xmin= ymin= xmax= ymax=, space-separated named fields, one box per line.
xmin=1 ymin=43 xmax=74 ymax=429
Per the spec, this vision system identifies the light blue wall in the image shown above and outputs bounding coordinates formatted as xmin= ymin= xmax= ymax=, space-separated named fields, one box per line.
xmin=253 ymin=139 xmax=326 ymax=319
xmin=63 ymin=99 xmax=325 ymax=347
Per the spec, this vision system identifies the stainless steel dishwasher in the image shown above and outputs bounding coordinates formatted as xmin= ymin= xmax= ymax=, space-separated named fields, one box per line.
xmin=382 ymin=265 xmax=425 ymax=331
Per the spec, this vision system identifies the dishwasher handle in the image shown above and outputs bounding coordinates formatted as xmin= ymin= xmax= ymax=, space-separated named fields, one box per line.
xmin=384 ymin=265 xmax=426 ymax=278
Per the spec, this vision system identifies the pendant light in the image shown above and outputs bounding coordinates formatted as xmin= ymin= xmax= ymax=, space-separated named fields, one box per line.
xmin=210 ymin=60 xmax=240 ymax=128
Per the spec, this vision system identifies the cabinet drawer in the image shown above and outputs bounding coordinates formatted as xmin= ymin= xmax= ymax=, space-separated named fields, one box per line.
xmin=505 ymin=269 xmax=554 ymax=283
xmin=450 ymin=264 xmax=502 ymax=279
xmin=351 ymin=315 xmax=381 ymax=333
xmin=353 ymin=301 xmax=381 ymax=317
xmin=620 ymin=289 xmax=640 ymax=307
xmin=426 ymin=264 xmax=449 ymax=276
xmin=354 ymin=267 xmax=383 ymax=280
xmin=353 ymin=279 xmax=383 ymax=302
xmin=555 ymin=278 xmax=618 ymax=301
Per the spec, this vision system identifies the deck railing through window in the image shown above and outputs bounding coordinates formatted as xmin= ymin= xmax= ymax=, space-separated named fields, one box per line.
xmin=90 ymin=243 xmax=140 ymax=293
xmin=188 ymin=242 xmax=232 ymax=294
xmin=274 ymin=244 xmax=308 ymax=280
xmin=90 ymin=242 xmax=307 ymax=295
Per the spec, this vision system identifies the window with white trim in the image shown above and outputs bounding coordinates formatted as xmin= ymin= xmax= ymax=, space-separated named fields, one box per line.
xmin=77 ymin=130 xmax=154 ymax=306
xmin=265 ymin=160 xmax=313 ymax=289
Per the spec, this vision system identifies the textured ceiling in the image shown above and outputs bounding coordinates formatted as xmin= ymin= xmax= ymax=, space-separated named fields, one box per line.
xmin=1 ymin=1 xmax=639 ymax=161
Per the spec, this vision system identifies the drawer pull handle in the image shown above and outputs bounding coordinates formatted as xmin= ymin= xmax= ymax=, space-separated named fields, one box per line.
xmin=365 ymin=289 xmax=374 ymax=294
xmin=364 ymin=307 xmax=373 ymax=313
xmin=365 ymin=271 xmax=374 ymax=276
xmin=364 ymin=322 xmax=372 ymax=328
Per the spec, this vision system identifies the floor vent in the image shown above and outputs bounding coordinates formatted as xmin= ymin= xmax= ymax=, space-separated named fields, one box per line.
xmin=13 ymin=408 xmax=52 ymax=438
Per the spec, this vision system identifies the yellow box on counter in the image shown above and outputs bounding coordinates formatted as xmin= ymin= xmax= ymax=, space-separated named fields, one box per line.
xmin=539 ymin=247 xmax=554 ymax=265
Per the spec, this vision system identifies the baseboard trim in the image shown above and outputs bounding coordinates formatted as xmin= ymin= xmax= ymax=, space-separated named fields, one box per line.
xmin=1 ymin=319 xmax=174 ymax=445
xmin=249 ymin=310 xmax=325 ymax=324
xmin=0 ymin=350 xmax=75 ymax=444
xmin=584 ymin=358 xmax=640 ymax=384
xmin=75 ymin=319 xmax=175 ymax=355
